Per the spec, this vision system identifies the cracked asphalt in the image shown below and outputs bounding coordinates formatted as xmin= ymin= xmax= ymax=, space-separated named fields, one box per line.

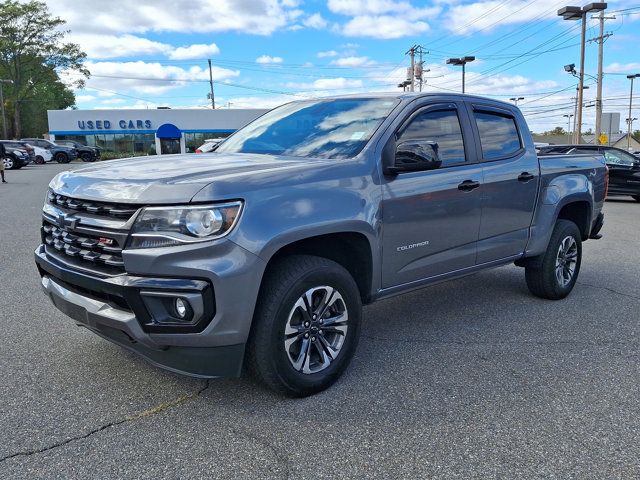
xmin=1 ymin=163 xmax=639 ymax=479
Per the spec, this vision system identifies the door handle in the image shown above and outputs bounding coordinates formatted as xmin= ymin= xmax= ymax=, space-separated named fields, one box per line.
xmin=518 ymin=172 xmax=535 ymax=182
xmin=458 ymin=180 xmax=480 ymax=191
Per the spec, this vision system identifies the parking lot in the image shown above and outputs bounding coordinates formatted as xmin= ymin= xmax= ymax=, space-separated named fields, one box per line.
xmin=1 ymin=162 xmax=639 ymax=478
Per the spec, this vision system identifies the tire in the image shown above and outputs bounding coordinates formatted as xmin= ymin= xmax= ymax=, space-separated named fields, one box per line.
xmin=632 ymin=195 xmax=640 ymax=203
xmin=525 ymin=219 xmax=582 ymax=300
xmin=80 ymin=152 xmax=95 ymax=162
xmin=3 ymin=157 xmax=15 ymax=170
xmin=34 ymin=155 xmax=45 ymax=164
xmin=54 ymin=152 xmax=69 ymax=163
xmin=246 ymin=255 xmax=362 ymax=397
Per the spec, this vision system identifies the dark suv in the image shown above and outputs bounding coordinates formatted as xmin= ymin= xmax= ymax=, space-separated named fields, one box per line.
xmin=20 ymin=138 xmax=78 ymax=164
xmin=56 ymin=140 xmax=100 ymax=162
xmin=538 ymin=144 xmax=640 ymax=202
xmin=0 ymin=141 xmax=31 ymax=169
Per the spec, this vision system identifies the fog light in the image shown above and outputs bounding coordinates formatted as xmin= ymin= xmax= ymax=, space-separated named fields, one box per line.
xmin=175 ymin=298 xmax=187 ymax=318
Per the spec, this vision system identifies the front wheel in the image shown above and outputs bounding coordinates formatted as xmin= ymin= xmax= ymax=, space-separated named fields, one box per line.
xmin=3 ymin=157 xmax=15 ymax=169
xmin=34 ymin=155 xmax=45 ymax=164
xmin=525 ymin=219 xmax=582 ymax=300
xmin=246 ymin=255 xmax=362 ymax=397
xmin=54 ymin=152 xmax=69 ymax=163
xmin=80 ymin=152 xmax=95 ymax=162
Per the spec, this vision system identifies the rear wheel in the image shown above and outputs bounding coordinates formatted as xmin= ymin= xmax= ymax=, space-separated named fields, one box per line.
xmin=525 ymin=219 xmax=582 ymax=300
xmin=34 ymin=155 xmax=44 ymax=165
xmin=54 ymin=152 xmax=69 ymax=163
xmin=246 ymin=255 xmax=362 ymax=397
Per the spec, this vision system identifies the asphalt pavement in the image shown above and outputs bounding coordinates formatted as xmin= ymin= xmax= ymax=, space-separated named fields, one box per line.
xmin=1 ymin=162 xmax=639 ymax=479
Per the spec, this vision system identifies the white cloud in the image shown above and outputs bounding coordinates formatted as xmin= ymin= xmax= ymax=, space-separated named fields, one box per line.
xmin=331 ymin=56 xmax=374 ymax=67
xmin=100 ymin=98 xmax=127 ymax=105
xmin=445 ymin=0 xmax=559 ymax=34
xmin=68 ymin=34 xmax=171 ymax=59
xmin=75 ymin=95 xmax=96 ymax=103
xmin=605 ymin=62 xmax=640 ymax=73
xmin=341 ymin=15 xmax=431 ymax=39
xmin=256 ymin=55 xmax=284 ymax=64
xmin=66 ymin=60 xmax=239 ymax=95
xmin=303 ymin=13 xmax=328 ymax=29
xmin=47 ymin=0 xmax=301 ymax=36
xmin=328 ymin=1 xmax=441 ymax=38
xmin=318 ymin=50 xmax=339 ymax=58
xmin=168 ymin=42 xmax=220 ymax=60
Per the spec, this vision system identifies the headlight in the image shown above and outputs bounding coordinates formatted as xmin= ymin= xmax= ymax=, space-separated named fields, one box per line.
xmin=128 ymin=201 xmax=243 ymax=249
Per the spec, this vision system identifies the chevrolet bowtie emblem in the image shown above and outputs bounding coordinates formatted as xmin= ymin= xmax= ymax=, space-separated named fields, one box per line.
xmin=57 ymin=214 xmax=79 ymax=229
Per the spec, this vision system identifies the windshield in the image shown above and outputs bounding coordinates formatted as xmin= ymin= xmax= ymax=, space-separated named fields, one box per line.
xmin=216 ymin=97 xmax=399 ymax=159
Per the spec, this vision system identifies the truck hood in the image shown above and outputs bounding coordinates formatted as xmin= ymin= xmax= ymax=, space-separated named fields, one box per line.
xmin=49 ymin=153 xmax=326 ymax=204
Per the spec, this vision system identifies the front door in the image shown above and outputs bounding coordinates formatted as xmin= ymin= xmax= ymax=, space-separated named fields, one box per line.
xmin=381 ymin=103 xmax=483 ymax=289
xmin=601 ymin=148 xmax=640 ymax=195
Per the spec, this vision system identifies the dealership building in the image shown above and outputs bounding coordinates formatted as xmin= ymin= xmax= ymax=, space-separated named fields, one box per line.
xmin=47 ymin=108 xmax=268 ymax=155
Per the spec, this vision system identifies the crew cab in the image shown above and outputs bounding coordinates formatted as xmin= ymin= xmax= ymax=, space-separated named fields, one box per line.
xmin=35 ymin=93 xmax=607 ymax=396
xmin=538 ymin=144 xmax=640 ymax=202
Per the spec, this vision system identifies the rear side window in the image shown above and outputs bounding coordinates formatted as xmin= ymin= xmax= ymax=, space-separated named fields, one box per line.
xmin=398 ymin=109 xmax=466 ymax=166
xmin=473 ymin=111 xmax=521 ymax=160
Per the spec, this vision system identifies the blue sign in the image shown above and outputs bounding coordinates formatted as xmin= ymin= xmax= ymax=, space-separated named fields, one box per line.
xmin=77 ymin=119 xmax=152 ymax=130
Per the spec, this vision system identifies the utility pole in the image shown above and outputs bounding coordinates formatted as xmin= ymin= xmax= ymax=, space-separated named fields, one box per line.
xmin=0 ymin=79 xmax=13 ymax=139
xmin=591 ymin=12 xmax=614 ymax=143
xmin=407 ymin=46 xmax=416 ymax=92
xmin=208 ymin=59 xmax=215 ymax=109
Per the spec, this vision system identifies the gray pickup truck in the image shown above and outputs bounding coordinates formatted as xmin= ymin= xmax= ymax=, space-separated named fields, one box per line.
xmin=36 ymin=93 xmax=607 ymax=396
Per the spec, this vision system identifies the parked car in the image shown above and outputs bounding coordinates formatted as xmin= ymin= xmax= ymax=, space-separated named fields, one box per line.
xmin=32 ymin=145 xmax=53 ymax=164
xmin=20 ymin=138 xmax=77 ymax=163
xmin=1 ymin=143 xmax=30 ymax=169
xmin=195 ymin=139 xmax=220 ymax=153
xmin=538 ymin=144 xmax=640 ymax=202
xmin=36 ymin=93 xmax=607 ymax=397
xmin=55 ymin=140 xmax=100 ymax=162
xmin=0 ymin=140 xmax=36 ymax=163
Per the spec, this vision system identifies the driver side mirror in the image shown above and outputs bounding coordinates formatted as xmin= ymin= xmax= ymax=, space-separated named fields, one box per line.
xmin=384 ymin=140 xmax=441 ymax=175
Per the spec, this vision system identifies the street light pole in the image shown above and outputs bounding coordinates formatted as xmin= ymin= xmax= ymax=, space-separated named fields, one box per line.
xmin=627 ymin=74 xmax=640 ymax=150
xmin=563 ymin=114 xmax=574 ymax=143
xmin=510 ymin=96 xmax=525 ymax=106
xmin=446 ymin=56 xmax=475 ymax=93
xmin=0 ymin=79 xmax=13 ymax=139
xmin=558 ymin=3 xmax=607 ymax=144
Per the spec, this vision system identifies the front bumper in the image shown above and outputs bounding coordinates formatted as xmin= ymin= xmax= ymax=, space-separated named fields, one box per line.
xmin=35 ymin=239 xmax=266 ymax=378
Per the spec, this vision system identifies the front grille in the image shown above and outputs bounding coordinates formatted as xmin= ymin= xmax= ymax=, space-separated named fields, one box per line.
xmin=42 ymin=191 xmax=139 ymax=276
xmin=47 ymin=191 xmax=138 ymax=219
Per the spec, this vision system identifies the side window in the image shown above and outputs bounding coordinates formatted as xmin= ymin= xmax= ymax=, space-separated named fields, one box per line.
xmin=603 ymin=149 xmax=636 ymax=166
xmin=398 ymin=109 xmax=466 ymax=166
xmin=473 ymin=110 xmax=522 ymax=160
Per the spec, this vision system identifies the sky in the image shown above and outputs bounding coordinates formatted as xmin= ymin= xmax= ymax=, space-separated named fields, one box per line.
xmin=44 ymin=0 xmax=640 ymax=133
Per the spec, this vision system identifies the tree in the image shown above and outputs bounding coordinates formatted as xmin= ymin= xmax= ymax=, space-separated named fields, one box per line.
xmin=543 ymin=126 xmax=566 ymax=136
xmin=0 ymin=0 xmax=88 ymax=138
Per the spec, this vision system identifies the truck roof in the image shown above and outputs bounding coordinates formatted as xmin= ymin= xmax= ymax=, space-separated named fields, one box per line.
xmin=301 ymin=91 xmax=517 ymax=109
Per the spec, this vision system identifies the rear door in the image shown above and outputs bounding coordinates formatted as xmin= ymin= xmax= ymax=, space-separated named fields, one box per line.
xmin=470 ymin=104 xmax=540 ymax=264
xmin=381 ymin=101 xmax=483 ymax=288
